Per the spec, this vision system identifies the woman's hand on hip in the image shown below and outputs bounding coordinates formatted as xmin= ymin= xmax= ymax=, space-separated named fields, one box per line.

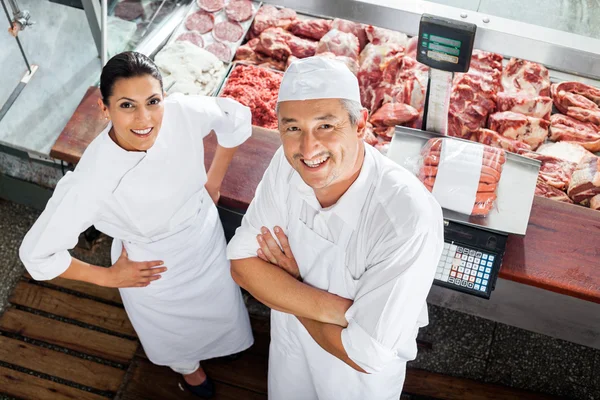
xmin=104 ymin=245 xmax=167 ymax=288
xmin=205 ymin=181 xmax=221 ymax=205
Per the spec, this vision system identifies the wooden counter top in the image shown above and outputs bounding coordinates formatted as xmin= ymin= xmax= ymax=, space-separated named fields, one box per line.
xmin=51 ymin=87 xmax=600 ymax=304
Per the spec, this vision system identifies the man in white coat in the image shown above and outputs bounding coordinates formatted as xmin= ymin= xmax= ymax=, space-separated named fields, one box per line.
xmin=227 ymin=56 xmax=444 ymax=399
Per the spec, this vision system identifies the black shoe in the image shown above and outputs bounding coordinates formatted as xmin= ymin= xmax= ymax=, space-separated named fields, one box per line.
xmin=183 ymin=376 xmax=215 ymax=398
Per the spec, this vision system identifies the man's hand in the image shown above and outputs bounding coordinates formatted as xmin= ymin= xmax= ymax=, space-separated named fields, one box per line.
xmin=257 ymin=226 xmax=301 ymax=280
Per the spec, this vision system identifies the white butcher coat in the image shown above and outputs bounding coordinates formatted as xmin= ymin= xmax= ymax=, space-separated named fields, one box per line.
xmin=20 ymin=94 xmax=254 ymax=372
xmin=227 ymin=144 xmax=444 ymax=399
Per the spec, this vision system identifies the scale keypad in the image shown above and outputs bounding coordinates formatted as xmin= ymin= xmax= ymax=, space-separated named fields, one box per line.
xmin=435 ymin=243 xmax=495 ymax=293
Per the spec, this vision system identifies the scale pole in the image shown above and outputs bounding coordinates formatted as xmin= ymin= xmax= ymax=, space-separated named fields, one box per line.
xmin=101 ymin=0 xmax=107 ymax=66
xmin=1 ymin=0 xmax=31 ymax=73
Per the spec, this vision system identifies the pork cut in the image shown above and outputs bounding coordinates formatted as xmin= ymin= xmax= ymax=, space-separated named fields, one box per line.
xmin=365 ymin=25 xmax=408 ymax=47
xmin=250 ymin=5 xmax=296 ymax=37
xmin=567 ymin=156 xmax=600 ymax=205
xmin=357 ymin=42 xmax=404 ymax=109
xmin=488 ymin=111 xmax=549 ymax=150
xmin=369 ymin=102 xmax=419 ymax=126
xmin=536 ymin=141 xmax=595 ymax=165
xmin=534 ymin=178 xmax=573 ymax=203
xmin=316 ymin=29 xmax=360 ymax=61
xmin=549 ymin=114 xmax=600 ymax=152
xmin=520 ymin=151 xmax=577 ymax=191
xmin=288 ymin=19 xmax=332 ymax=41
xmin=502 ymin=58 xmax=551 ymax=97
xmin=331 ymin=19 xmax=367 ymax=50
xmin=496 ymin=92 xmax=552 ymax=120
xmin=552 ymin=82 xmax=600 ymax=126
xmin=470 ymin=128 xmax=532 ymax=153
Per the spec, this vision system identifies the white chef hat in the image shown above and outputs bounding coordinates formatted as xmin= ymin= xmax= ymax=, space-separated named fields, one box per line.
xmin=277 ymin=56 xmax=361 ymax=104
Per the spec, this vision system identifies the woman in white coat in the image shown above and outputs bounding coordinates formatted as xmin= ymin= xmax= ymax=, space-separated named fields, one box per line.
xmin=19 ymin=52 xmax=254 ymax=398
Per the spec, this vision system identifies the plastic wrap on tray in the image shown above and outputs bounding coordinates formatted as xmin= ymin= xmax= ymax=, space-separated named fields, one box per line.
xmin=417 ymin=138 xmax=506 ymax=217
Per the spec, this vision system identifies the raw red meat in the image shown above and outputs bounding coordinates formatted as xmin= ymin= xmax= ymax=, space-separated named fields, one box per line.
xmin=502 ymin=58 xmax=551 ymax=97
xmin=363 ymin=122 xmax=379 ymax=146
xmin=567 ymin=156 xmax=600 ymax=204
xmin=496 ymin=92 xmax=552 ymax=120
xmin=255 ymin=27 xmax=292 ymax=61
xmin=316 ymin=29 xmax=360 ymax=61
xmin=206 ymin=42 xmax=231 ymax=62
xmin=537 ymin=141 xmax=594 ymax=164
xmin=220 ymin=64 xmax=282 ymax=129
xmin=406 ymin=36 xmax=418 ymax=59
xmin=225 ymin=0 xmax=253 ymax=22
xmin=213 ymin=20 xmax=243 ymax=42
xmin=114 ymin=0 xmax=144 ymax=21
xmin=488 ymin=111 xmax=549 ymax=150
xmin=311 ymin=52 xmax=359 ymax=75
xmin=236 ymin=37 xmax=287 ymax=70
xmin=357 ymin=42 xmax=404 ymax=110
xmin=176 ymin=32 xmax=204 ymax=47
xmin=471 ymin=128 xmax=532 ymax=153
xmin=185 ymin=11 xmax=214 ymax=34
xmin=288 ymin=19 xmax=332 ymax=41
xmin=287 ymin=34 xmax=317 ymax=58
xmin=535 ymin=178 xmax=573 ymax=203
xmin=370 ymin=102 xmax=419 ymax=126
xmin=520 ymin=152 xmax=577 ymax=190
xmin=198 ymin=0 xmax=224 ymax=13
xmin=552 ymin=82 xmax=600 ymax=126
xmin=251 ymin=5 xmax=297 ymax=36
xmin=365 ymin=25 xmax=408 ymax=47
xmin=331 ymin=19 xmax=367 ymax=50
xmin=549 ymin=114 xmax=600 ymax=152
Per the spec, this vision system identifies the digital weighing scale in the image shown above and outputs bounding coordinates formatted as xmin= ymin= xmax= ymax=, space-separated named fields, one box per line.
xmin=388 ymin=15 xmax=539 ymax=299
xmin=416 ymin=14 xmax=476 ymax=135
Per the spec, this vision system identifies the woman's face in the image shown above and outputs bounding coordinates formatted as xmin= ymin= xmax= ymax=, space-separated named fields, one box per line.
xmin=99 ymin=75 xmax=165 ymax=152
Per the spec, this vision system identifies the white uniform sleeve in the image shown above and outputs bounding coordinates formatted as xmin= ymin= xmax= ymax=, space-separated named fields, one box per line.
xmin=341 ymin=201 xmax=444 ymax=373
xmin=19 ymin=172 xmax=99 ymax=281
xmin=171 ymin=93 xmax=253 ymax=148
xmin=227 ymin=147 xmax=288 ymax=260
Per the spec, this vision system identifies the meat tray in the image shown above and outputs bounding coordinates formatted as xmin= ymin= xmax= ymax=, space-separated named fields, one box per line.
xmin=166 ymin=0 xmax=262 ymax=63
xmin=387 ymin=127 xmax=541 ymax=235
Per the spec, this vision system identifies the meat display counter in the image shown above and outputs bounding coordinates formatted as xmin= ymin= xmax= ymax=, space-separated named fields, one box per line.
xmin=50 ymin=0 xmax=600 ymax=348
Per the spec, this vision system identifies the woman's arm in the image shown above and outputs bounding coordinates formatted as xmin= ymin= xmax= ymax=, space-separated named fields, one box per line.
xmin=205 ymin=143 xmax=240 ymax=204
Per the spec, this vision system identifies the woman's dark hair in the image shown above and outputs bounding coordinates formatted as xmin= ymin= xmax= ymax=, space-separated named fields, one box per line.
xmin=100 ymin=51 xmax=163 ymax=105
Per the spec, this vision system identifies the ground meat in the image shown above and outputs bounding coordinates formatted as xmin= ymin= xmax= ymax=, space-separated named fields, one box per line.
xmin=213 ymin=20 xmax=244 ymax=42
xmin=220 ymin=64 xmax=282 ymax=129
xmin=176 ymin=32 xmax=204 ymax=48
xmin=206 ymin=42 xmax=231 ymax=62
xmin=225 ymin=0 xmax=254 ymax=22
xmin=185 ymin=11 xmax=214 ymax=34
xmin=114 ymin=0 xmax=144 ymax=21
xmin=197 ymin=0 xmax=224 ymax=12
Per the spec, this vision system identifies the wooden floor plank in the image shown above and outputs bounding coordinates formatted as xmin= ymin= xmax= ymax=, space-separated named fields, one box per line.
xmin=120 ymin=358 xmax=267 ymax=400
xmin=0 ymin=366 xmax=108 ymax=400
xmin=0 ymin=335 xmax=125 ymax=392
xmin=204 ymin=351 xmax=268 ymax=394
xmin=24 ymin=273 xmax=123 ymax=304
xmin=0 ymin=308 xmax=137 ymax=364
xmin=404 ymin=369 xmax=560 ymax=400
xmin=9 ymin=281 xmax=135 ymax=336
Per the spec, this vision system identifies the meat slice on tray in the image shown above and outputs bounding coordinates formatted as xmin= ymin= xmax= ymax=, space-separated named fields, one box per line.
xmin=177 ymin=32 xmax=204 ymax=48
xmin=552 ymin=82 xmax=600 ymax=126
xmin=488 ymin=111 xmax=549 ymax=150
xmin=185 ymin=11 xmax=214 ymax=34
xmin=520 ymin=152 xmax=577 ymax=191
xmin=288 ymin=19 xmax=332 ymax=41
xmin=567 ymin=156 xmax=600 ymax=205
xmin=496 ymin=92 xmax=552 ymax=120
xmin=198 ymin=0 xmax=225 ymax=13
xmin=536 ymin=141 xmax=595 ymax=164
xmin=206 ymin=42 xmax=232 ymax=62
xmin=549 ymin=114 xmax=600 ymax=152
xmin=225 ymin=0 xmax=254 ymax=22
xmin=502 ymin=58 xmax=551 ymax=97
xmin=316 ymin=29 xmax=360 ymax=61
xmin=471 ymin=128 xmax=532 ymax=153
xmin=365 ymin=25 xmax=408 ymax=47
xmin=552 ymin=81 xmax=600 ymax=107
xmin=331 ymin=18 xmax=367 ymax=51
xmin=251 ymin=5 xmax=296 ymax=37
xmin=213 ymin=20 xmax=243 ymax=42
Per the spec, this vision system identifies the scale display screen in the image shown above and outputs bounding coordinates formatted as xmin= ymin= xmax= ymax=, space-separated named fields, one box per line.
xmin=417 ymin=14 xmax=476 ymax=73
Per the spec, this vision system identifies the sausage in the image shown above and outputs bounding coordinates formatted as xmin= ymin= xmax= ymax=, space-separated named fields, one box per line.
xmin=423 ymin=154 xmax=505 ymax=171
xmin=423 ymin=150 xmax=506 ymax=166
xmin=471 ymin=201 xmax=495 ymax=216
xmin=422 ymin=178 xmax=497 ymax=193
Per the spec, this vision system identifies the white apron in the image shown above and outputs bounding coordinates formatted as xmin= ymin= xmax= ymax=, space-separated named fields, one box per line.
xmin=111 ymin=188 xmax=253 ymax=369
xmin=268 ymin=185 xmax=406 ymax=400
